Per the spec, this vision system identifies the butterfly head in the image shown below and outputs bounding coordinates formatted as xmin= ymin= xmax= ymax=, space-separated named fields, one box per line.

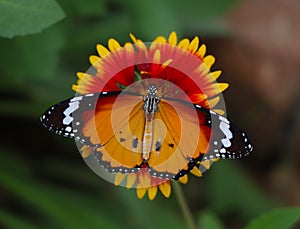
xmin=147 ymin=85 xmax=158 ymax=96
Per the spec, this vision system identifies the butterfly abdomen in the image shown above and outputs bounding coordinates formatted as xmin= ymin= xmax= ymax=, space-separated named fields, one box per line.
xmin=142 ymin=119 xmax=154 ymax=160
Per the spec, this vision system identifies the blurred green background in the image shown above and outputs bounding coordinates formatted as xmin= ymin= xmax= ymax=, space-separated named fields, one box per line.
xmin=1 ymin=0 xmax=300 ymax=228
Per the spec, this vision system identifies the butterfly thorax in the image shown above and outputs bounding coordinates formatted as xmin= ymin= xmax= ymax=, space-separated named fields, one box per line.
xmin=142 ymin=86 xmax=160 ymax=160
xmin=143 ymin=86 xmax=160 ymax=118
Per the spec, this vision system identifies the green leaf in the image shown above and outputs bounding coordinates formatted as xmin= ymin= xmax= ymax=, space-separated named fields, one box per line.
xmin=0 ymin=209 xmax=39 ymax=229
xmin=117 ymin=0 xmax=241 ymax=37
xmin=172 ymin=0 xmax=240 ymax=20
xmin=0 ymin=24 xmax=65 ymax=83
xmin=0 ymin=150 xmax=182 ymax=229
xmin=118 ymin=0 xmax=181 ymax=39
xmin=198 ymin=210 xmax=225 ymax=229
xmin=207 ymin=161 xmax=274 ymax=220
xmin=0 ymin=151 xmax=122 ymax=229
xmin=117 ymin=189 xmax=185 ymax=229
xmin=0 ymin=0 xmax=65 ymax=38
xmin=245 ymin=207 xmax=300 ymax=229
xmin=117 ymin=83 xmax=127 ymax=90
xmin=134 ymin=69 xmax=142 ymax=82
xmin=58 ymin=0 xmax=107 ymax=17
xmin=172 ymin=0 xmax=240 ymax=36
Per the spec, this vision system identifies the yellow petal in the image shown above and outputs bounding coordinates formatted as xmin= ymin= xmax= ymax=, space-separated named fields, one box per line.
xmin=159 ymin=182 xmax=171 ymax=198
xmin=211 ymin=70 xmax=222 ymax=80
xmin=80 ymin=145 xmax=93 ymax=158
xmin=148 ymin=186 xmax=158 ymax=200
xmin=149 ymin=42 xmax=158 ymax=51
xmin=136 ymin=188 xmax=147 ymax=199
xmin=200 ymin=160 xmax=211 ymax=170
xmin=162 ymin=59 xmax=173 ymax=68
xmin=96 ymin=44 xmax=110 ymax=58
xmin=216 ymin=83 xmax=229 ymax=93
xmin=126 ymin=173 xmax=136 ymax=189
xmin=138 ymin=174 xmax=145 ymax=187
xmin=153 ymin=49 xmax=161 ymax=64
xmin=190 ymin=166 xmax=203 ymax=177
xmin=179 ymin=175 xmax=188 ymax=184
xmin=213 ymin=109 xmax=225 ymax=115
xmin=124 ymin=42 xmax=134 ymax=50
xmin=192 ymin=93 xmax=207 ymax=103
xmin=124 ymin=42 xmax=135 ymax=60
xmin=72 ymin=85 xmax=86 ymax=94
xmin=138 ymin=173 xmax=151 ymax=188
xmin=207 ymin=96 xmax=220 ymax=108
xmin=129 ymin=33 xmax=137 ymax=43
xmin=195 ymin=63 xmax=209 ymax=75
xmin=177 ymin=38 xmax=189 ymax=50
xmin=154 ymin=36 xmax=167 ymax=43
xmin=197 ymin=44 xmax=206 ymax=58
xmin=168 ymin=32 xmax=177 ymax=45
xmin=114 ymin=173 xmax=126 ymax=186
xmin=89 ymin=55 xmax=101 ymax=65
xmin=108 ymin=38 xmax=121 ymax=51
xmin=72 ymin=85 xmax=78 ymax=92
xmin=76 ymin=72 xmax=85 ymax=80
xmin=206 ymin=83 xmax=229 ymax=96
xmin=203 ymin=55 xmax=215 ymax=70
xmin=135 ymin=40 xmax=148 ymax=54
xmin=189 ymin=36 xmax=199 ymax=53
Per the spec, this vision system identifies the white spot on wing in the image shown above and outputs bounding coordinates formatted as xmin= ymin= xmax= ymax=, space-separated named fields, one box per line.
xmin=70 ymin=96 xmax=83 ymax=102
xmin=63 ymin=116 xmax=73 ymax=125
xmin=220 ymin=121 xmax=233 ymax=147
xmin=63 ymin=101 xmax=79 ymax=125
xmin=219 ymin=115 xmax=230 ymax=124
xmin=222 ymin=139 xmax=231 ymax=148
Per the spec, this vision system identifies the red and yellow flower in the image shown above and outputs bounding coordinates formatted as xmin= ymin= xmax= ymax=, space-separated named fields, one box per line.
xmin=74 ymin=32 xmax=227 ymax=200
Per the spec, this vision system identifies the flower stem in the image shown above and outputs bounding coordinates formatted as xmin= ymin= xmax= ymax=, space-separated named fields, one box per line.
xmin=173 ymin=181 xmax=196 ymax=229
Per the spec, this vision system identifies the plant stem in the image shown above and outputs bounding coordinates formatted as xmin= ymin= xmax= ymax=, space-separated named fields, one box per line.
xmin=173 ymin=181 xmax=196 ymax=229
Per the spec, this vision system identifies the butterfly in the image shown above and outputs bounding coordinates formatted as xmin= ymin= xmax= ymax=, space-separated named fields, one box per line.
xmin=40 ymin=79 xmax=253 ymax=181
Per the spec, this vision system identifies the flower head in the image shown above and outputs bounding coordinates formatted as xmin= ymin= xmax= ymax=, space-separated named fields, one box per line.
xmin=74 ymin=32 xmax=228 ymax=200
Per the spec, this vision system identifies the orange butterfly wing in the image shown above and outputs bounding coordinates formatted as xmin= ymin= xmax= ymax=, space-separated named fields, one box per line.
xmin=80 ymin=92 xmax=210 ymax=177
xmin=82 ymin=93 xmax=145 ymax=169
xmin=147 ymin=99 xmax=211 ymax=175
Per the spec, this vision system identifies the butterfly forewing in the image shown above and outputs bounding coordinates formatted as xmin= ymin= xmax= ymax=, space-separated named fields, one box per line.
xmin=197 ymin=106 xmax=253 ymax=161
xmin=41 ymin=92 xmax=119 ymax=144
xmin=40 ymin=97 xmax=81 ymax=138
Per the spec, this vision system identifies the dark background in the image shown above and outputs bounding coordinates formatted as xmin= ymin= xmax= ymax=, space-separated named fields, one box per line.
xmin=0 ymin=0 xmax=299 ymax=228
